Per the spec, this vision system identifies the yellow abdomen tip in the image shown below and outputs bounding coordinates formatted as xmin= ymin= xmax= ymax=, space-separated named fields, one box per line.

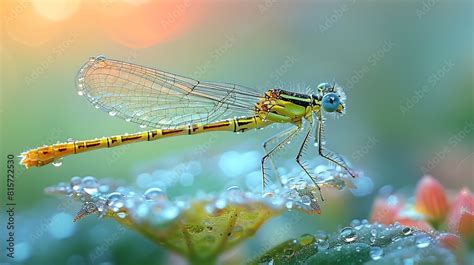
xmin=20 ymin=146 xmax=56 ymax=168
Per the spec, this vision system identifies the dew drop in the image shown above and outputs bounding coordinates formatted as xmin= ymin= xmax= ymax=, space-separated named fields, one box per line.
xmin=314 ymin=230 xmax=328 ymax=241
xmin=81 ymin=176 xmax=98 ymax=195
xmin=350 ymin=219 xmax=361 ymax=227
xmin=301 ymin=195 xmax=311 ymax=206
xmin=370 ymin=236 xmax=376 ymax=244
xmin=215 ymin=198 xmax=227 ymax=210
xmin=77 ymin=91 xmax=84 ymax=96
xmin=143 ymin=187 xmax=166 ymax=201
xmin=116 ymin=212 xmax=127 ymax=219
xmin=106 ymin=192 xmax=124 ymax=206
xmin=95 ymin=105 xmax=100 ymax=109
xmin=95 ymin=55 xmax=107 ymax=61
xmin=140 ymin=124 xmax=147 ymax=128
xmin=125 ymin=118 xmax=132 ymax=122
xmin=415 ymin=234 xmax=430 ymax=248
xmin=317 ymin=240 xmax=329 ymax=250
xmin=70 ymin=176 xmax=82 ymax=191
xmin=52 ymin=160 xmax=63 ymax=167
xmin=108 ymin=111 xmax=117 ymax=116
xmin=369 ymin=246 xmax=383 ymax=260
xmin=263 ymin=192 xmax=273 ymax=199
xmin=161 ymin=206 xmax=179 ymax=220
xmin=98 ymin=184 xmax=109 ymax=193
xmin=226 ymin=185 xmax=241 ymax=193
xmin=285 ymin=201 xmax=293 ymax=209
xmin=110 ymin=200 xmax=125 ymax=212
xmin=299 ymin=234 xmax=315 ymax=246
xmin=340 ymin=227 xmax=357 ymax=243
xmin=402 ymin=227 xmax=412 ymax=236
xmin=370 ymin=229 xmax=377 ymax=237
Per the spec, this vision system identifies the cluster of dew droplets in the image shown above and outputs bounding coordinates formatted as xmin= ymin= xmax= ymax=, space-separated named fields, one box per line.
xmin=46 ymin=175 xmax=335 ymax=238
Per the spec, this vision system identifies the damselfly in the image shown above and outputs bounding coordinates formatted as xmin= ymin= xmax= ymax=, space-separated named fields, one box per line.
xmin=21 ymin=56 xmax=357 ymax=192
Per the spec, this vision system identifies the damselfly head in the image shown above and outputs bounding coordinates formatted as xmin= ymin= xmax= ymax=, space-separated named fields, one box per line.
xmin=316 ymin=82 xmax=346 ymax=114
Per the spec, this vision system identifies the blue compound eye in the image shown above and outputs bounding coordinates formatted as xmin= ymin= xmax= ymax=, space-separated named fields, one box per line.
xmin=322 ymin=93 xmax=340 ymax=112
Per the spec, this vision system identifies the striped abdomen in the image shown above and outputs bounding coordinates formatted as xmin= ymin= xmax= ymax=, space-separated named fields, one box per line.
xmin=20 ymin=116 xmax=271 ymax=168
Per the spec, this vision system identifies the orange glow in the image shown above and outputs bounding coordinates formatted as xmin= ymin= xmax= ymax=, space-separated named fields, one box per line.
xmin=2 ymin=0 xmax=205 ymax=49
xmin=32 ymin=0 xmax=81 ymax=21
xmin=2 ymin=1 xmax=64 ymax=46
xmin=97 ymin=0 xmax=203 ymax=48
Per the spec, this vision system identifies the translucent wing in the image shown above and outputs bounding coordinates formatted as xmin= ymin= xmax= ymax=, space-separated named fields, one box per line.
xmin=76 ymin=56 xmax=262 ymax=128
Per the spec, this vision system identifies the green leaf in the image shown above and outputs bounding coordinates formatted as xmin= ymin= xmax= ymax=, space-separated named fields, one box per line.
xmin=249 ymin=223 xmax=458 ymax=265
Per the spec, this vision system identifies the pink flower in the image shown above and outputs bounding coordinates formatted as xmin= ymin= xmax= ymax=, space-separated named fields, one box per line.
xmin=368 ymin=176 xmax=473 ymax=240
xmin=436 ymin=233 xmax=462 ymax=251
xmin=415 ymin=175 xmax=449 ymax=222
xmin=447 ymin=188 xmax=474 ymax=239
xmin=370 ymin=195 xmax=403 ymax=225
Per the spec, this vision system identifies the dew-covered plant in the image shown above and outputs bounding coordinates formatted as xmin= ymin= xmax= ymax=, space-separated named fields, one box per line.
xmin=45 ymin=166 xmax=350 ymax=264
xmin=250 ymin=222 xmax=461 ymax=265
xmin=45 ymin=165 xmax=471 ymax=265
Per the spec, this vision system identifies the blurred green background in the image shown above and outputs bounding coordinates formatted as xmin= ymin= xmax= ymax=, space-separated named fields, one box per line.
xmin=1 ymin=0 xmax=472 ymax=264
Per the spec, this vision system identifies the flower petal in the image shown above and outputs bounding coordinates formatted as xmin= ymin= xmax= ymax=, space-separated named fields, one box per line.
xmin=415 ymin=175 xmax=449 ymax=222
xmin=436 ymin=233 xmax=462 ymax=251
xmin=447 ymin=188 xmax=474 ymax=238
xmin=370 ymin=195 xmax=404 ymax=224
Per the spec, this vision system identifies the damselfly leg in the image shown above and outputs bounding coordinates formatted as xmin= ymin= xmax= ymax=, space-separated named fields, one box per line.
xmin=295 ymin=118 xmax=325 ymax=201
xmin=316 ymin=112 xmax=356 ymax=178
xmin=261 ymin=125 xmax=301 ymax=190
xmin=262 ymin=126 xmax=299 ymax=186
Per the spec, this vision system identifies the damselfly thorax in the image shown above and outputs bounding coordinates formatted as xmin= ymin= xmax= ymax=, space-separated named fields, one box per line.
xmin=21 ymin=56 xmax=356 ymax=194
